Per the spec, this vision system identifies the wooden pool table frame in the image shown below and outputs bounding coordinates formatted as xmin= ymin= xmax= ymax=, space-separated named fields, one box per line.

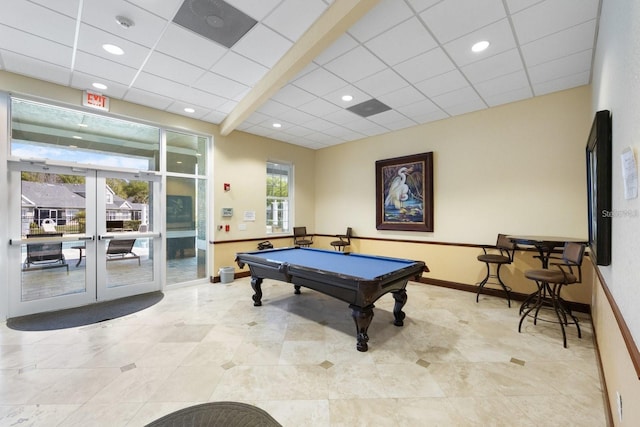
xmin=235 ymin=247 xmax=427 ymax=352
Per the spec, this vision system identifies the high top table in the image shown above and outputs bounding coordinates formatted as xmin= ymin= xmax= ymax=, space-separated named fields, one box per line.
xmin=507 ymin=235 xmax=587 ymax=268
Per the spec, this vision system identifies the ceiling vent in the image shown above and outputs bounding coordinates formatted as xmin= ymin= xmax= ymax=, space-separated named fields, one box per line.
xmin=173 ymin=0 xmax=257 ymax=48
xmin=346 ymin=98 xmax=392 ymax=118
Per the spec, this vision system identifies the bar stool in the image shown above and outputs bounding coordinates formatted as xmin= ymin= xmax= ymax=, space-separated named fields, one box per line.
xmin=518 ymin=242 xmax=585 ymax=347
xmin=475 ymin=233 xmax=516 ymax=307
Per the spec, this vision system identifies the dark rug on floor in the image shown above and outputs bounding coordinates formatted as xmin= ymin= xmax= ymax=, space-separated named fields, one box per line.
xmin=7 ymin=291 xmax=164 ymax=331
xmin=145 ymin=401 xmax=282 ymax=427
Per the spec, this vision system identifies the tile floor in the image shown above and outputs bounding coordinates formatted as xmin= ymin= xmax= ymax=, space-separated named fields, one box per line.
xmin=0 ymin=279 xmax=607 ymax=426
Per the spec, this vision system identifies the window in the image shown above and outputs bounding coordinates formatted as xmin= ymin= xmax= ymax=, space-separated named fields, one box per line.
xmin=266 ymin=162 xmax=291 ymax=234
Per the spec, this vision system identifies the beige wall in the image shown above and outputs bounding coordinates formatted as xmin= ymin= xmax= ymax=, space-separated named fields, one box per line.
xmin=590 ymin=0 xmax=640 ymax=424
xmin=315 ymin=87 xmax=592 ymax=244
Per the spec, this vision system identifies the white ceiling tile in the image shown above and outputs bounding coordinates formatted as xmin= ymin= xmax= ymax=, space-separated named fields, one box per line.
xmin=432 ymin=85 xmax=483 ymax=109
xmin=210 ymin=51 xmax=268 ymax=85
xmin=484 ymin=86 xmax=533 ymax=107
xmin=292 ymin=67 xmax=347 ymax=96
xmin=348 ymin=0 xmax=414 ymax=42
xmin=277 ymin=109 xmax=317 ymax=125
xmin=156 ymin=24 xmax=227 ymax=70
xmin=302 ymin=117 xmax=338 ymax=132
xmin=367 ymin=109 xmax=412 ymax=127
xmin=395 ymin=48 xmax=455 ymax=84
xmin=528 ymin=49 xmax=592 ymax=84
xmin=378 ymin=85 xmax=426 ymax=109
xmin=143 ymin=51 xmax=205 ymax=86
xmin=415 ymin=70 xmax=469 ymax=98
xmin=322 ymin=125 xmax=366 ymax=141
xmin=279 ymin=125 xmax=315 ymax=137
xmin=244 ymin=111 xmax=271 ymax=125
xmin=461 ymin=48 xmax=524 ymax=84
xmin=521 ymin=20 xmax=597 ymax=67
xmin=175 ymin=87 xmax=228 ymax=111
xmin=504 ymin=0 xmax=544 ymax=14
xmin=80 ymin=0 xmax=168 ymax=48
xmin=127 ymin=0 xmax=183 ymax=20
xmin=395 ymin=98 xmax=443 ymax=120
xmin=1 ymin=51 xmax=71 ymax=86
xmin=123 ymin=87 xmax=174 ymax=111
xmin=443 ymin=19 xmax=516 ymax=67
xmin=533 ymin=71 xmax=590 ymax=96
xmin=256 ymin=100 xmax=290 ymax=116
xmin=30 ymin=0 xmax=81 ymax=18
xmin=343 ymin=119 xmax=389 ymax=137
xmin=263 ymin=0 xmax=327 ymax=41
xmin=133 ymin=72 xmax=193 ymax=99
xmin=232 ymin=23 xmax=292 ymax=68
xmin=324 ymin=85 xmax=369 ymax=108
xmin=474 ymin=69 xmax=530 ymax=99
xmin=0 ymin=25 xmax=72 ymax=68
xmin=194 ymin=71 xmax=250 ymax=99
xmin=406 ymin=0 xmax=442 ymax=13
xmin=420 ymin=0 xmax=506 ymax=43
xmin=0 ymin=1 xmax=76 ymax=46
xmin=314 ymin=34 xmax=359 ymax=65
xmin=165 ymin=102 xmax=211 ymax=120
xmin=75 ymin=51 xmax=137 ymax=85
xmin=69 ymin=71 xmax=129 ymax=97
xmin=365 ymin=17 xmax=437 ymax=66
xmin=324 ymin=108 xmax=364 ymax=125
xmin=225 ymin=0 xmax=282 ymax=21
xmin=512 ymin=0 xmax=600 ymax=44
xmin=324 ymin=46 xmax=387 ymax=82
xmin=77 ymin=24 xmax=150 ymax=69
xmin=441 ymin=96 xmax=487 ymax=116
xmin=271 ymin=84 xmax=317 ymax=108
xmin=297 ymin=97 xmax=343 ymax=116
xmin=215 ymin=100 xmax=239 ymax=114
xmin=202 ymin=110 xmax=228 ymax=124
xmin=355 ymin=68 xmax=409 ymax=98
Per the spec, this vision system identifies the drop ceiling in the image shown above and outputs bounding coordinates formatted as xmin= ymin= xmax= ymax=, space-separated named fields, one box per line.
xmin=0 ymin=0 xmax=601 ymax=150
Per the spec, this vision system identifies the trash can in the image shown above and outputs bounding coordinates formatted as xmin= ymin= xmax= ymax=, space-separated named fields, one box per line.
xmin=219 ymin=267 xmax=235 ymax=284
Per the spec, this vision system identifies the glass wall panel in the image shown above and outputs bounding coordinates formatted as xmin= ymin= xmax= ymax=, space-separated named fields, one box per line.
xmin=11 ymin=98 xmax=160 ymax=171
xmin=166 ymin=130 xmax=207 ymax=175
xmin=166 ymin=176 xmax=206 ymax=285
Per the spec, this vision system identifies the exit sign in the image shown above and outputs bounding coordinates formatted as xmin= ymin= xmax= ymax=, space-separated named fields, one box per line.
xmin=82 ymin=90 xmax=110 ymax=111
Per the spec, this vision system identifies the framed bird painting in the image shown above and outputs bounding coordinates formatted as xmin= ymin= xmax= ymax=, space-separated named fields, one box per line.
xmin=376 ymin=152 xmax=434 ymax=231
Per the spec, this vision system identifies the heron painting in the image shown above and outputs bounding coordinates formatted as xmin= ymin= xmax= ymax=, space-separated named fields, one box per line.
xmin=376 ymin=152 xmax=434 ymax=231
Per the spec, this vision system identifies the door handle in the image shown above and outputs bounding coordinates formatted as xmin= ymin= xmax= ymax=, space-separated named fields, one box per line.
xmin=79 ymin=236 xmax=95 ymax=241
xmin=99 ymin=235 xmax=115 ymax=240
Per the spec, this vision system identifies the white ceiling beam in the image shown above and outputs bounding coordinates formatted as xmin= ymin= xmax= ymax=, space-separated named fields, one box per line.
xmin=219 ymin=0 xmax=381 ymax=136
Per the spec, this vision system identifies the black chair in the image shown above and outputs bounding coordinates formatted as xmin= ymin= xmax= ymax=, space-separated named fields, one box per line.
xmin=330 ymin=227 xmax=352 ymax=251
xmin=475 ymin=234 xmax=516 ymax=307
xmin=106 ymin=239 xmax=140 ymax=265
xmin=293 ymin=227 xmax=313 ymax=247
xmin=23 ymin=233 xmax=69 ymax=273
xmin=519 ymin=242 xmax=586 ymax=347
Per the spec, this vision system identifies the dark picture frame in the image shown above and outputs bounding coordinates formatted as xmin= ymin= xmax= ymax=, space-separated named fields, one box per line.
xmin=376 ymin=152 xmax=434 ymax=231
xmin=166 ymin=195 xmax=194 ymax=229
xmin=586 ymin=110 xmax=612 ymax=266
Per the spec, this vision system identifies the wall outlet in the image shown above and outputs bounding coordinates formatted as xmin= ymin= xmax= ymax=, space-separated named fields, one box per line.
xmin=616 ymin=391 xmax=622 ymax=422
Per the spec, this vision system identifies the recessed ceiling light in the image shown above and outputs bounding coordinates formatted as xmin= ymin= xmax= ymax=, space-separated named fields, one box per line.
xmin=72 ymin=136 xmax=82 ymax=139
xmin=92 ymin=82 xmax=108 ymax=90
xmin=176 ymin=161 xmax=183 ymax=164
xmin=102 ymin=44 xmax=124 ymax=55
xmin=342 ymin=95 xmax=353 ymax=102
xmin=272 ymin=123 xmax=282 ymax=128
xmin=471 ymin=41 xmax=490 ymax=53
xmin=184 ymin=107 xmax=195 ymax=113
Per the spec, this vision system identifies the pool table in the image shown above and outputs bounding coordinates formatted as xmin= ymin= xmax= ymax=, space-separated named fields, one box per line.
xmin=235 ymin=247 xmax=427 ymax=352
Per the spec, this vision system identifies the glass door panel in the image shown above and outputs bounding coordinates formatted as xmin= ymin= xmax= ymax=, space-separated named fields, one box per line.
xmin=96 ymin=171 xmax=161 ymax=300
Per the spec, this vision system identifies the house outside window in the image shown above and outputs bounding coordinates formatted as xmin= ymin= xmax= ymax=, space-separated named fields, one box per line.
xmin=266 ymin=162 xmax=291 ymax=234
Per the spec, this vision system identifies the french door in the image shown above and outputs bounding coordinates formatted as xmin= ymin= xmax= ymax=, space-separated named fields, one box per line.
xmin=8 ymin=162 xmax=161 ymax=317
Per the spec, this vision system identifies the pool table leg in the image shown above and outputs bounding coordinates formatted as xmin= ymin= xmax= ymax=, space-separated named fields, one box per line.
xmin=251 ymin=277 xmax=263 ymax=306
xmin=392 ymin=289 xmax=407 ymax=326
xmin=350 ymin=304 xmax=374 ymax=352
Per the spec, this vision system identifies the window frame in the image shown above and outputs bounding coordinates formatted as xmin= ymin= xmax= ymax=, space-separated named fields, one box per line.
xmin=266 ymin=161 xmax=292 ymax=235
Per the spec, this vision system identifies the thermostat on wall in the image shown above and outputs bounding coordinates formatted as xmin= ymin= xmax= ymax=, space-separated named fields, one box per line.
xmin=222 ymin=208 xmax=233 ymax=217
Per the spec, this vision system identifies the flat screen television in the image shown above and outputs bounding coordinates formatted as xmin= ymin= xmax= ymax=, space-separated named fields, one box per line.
xmin=586 ymin=110 xmax=612 ymax=266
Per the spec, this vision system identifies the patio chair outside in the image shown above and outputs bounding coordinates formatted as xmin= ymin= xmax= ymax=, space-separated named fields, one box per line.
xmin=23 ymin=233 xmax=69 ymax=273
xmin=106 ymin=239 xmax=141 ymax=265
